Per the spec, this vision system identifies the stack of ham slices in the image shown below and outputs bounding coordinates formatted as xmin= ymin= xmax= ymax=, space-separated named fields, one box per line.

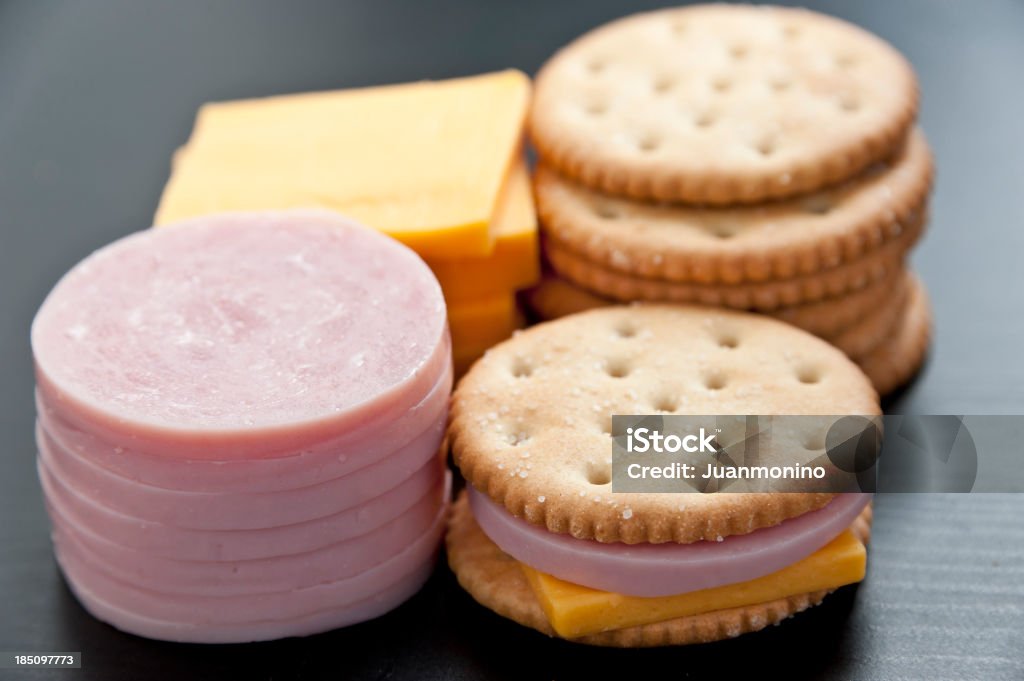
xmin=31 ymin=211 xmax=452 ymax=643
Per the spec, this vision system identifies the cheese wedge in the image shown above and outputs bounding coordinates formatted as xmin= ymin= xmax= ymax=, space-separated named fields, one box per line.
xmin=154 ymin=70 xmax=531 ymax=258
xmin=448 ymin=293 xmax=518 ymax=349
xmin=520 ymin=529 xmax=866 ymax=639
xmin=452 ymin=309 xmax=526 ymax=377
xmin=453 ymin=351 xmax=479 ymax=379
xmin=426 ymin=158 xmax=539 ymax=303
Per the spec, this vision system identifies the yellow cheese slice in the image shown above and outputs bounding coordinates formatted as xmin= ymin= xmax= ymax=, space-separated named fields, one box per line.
xmin=448 ymin=293 xmax=518 ymax=349
xmin=154 ymin=70 xmax=531 ymax=258
xmin=452 ymin=309 xmax=525 ymax=377
xmin=453 ymin=351 xmax=479 ymax=379
xmin=520 ymin=529 xmax=867 ymax=639
xmin=426 ymin=158 xmax=539 ymax=303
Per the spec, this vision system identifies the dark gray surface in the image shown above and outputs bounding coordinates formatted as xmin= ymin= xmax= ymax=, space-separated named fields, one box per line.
xmin=1 ymin=1 xmax=1022 ymax=679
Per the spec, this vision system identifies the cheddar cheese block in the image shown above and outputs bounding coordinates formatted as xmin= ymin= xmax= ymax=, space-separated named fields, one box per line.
xmin=448 ymin=293 xmax=518 ymax=350
xmin=426 ymin=158 xmax=539 ymax=303
xmin=155 ymin=70 xmax=531 ymax=258
xmin=452 ymin=310 xmax=527 ymax=378
xmin=520 ymin=529 xmax=866 ymax=639
xmin=453 ymin=351 xmax=480 ymax=380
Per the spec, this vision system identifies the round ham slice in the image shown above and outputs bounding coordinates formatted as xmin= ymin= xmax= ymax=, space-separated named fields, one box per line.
xmin=38 ymin=456 xmax=444 ymax=561
xmin=38 ymin=415 xmax=444 ymax=529
xmin=32 ymin=210 xmax=449 ymax=460
xmin=61 ymin=552 xmax=438 ymax=644
xmin=46 ymin=475 xmax=451 ymax=596
xmin=469 ymin=486 xmax=871 ymax=597
xmin=52 ymin=488 xmax=447 ymax=625
xmin=34 ymin=353 xmax=451 ymax=493
xmin=37 ymin=395 xmax=446 ymax=528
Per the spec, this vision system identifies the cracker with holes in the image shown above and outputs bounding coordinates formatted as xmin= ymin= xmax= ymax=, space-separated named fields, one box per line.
xmin=857 ymin=272 xmax=931 ymax=395
xmin=829 ymin=271 xmax=909 ymax=359
xmin=544 ymin=205 xmax=922 ymax=311
xmin=536 ymin=129 xmax=931 ymax=285
xmin=530 ymin=5 xmax=918 ymax=204
xmin=447 ymin=305 xmax=880 ymax=645
xmin=525 ymin=269 xmax=909 ymax=355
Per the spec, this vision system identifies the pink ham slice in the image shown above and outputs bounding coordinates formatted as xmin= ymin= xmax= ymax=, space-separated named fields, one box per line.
xmin=52 ymin=491 xmax=447 ymax=626
xmin=31 ymin=210 xmax=449 ymax=461
xmin=34 ymin=354 xmax=451 ymax=493
xmin=39 ymin=456 xmax=444 ymax=561
xmin=62 ymin=552 xmax=438 ymax=644
xmin=38 ymin=416 xmax=444 ymax=529
xmin=469 ymin=487 xmax=871 ymax=597
xmin=46 ymin=474 xmax=451 ymax=597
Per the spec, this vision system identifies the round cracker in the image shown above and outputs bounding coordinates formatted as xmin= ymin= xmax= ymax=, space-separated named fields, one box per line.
xmin=857 ymin=273 xmax=931 ymax=395
xmin=828 ymin=270 xmax=909 ymax=359
xmin=446 ymin=491 xmax=873 ymax=647
xmin=530 ymin=5 xmax=918 ymax=204
xmin=526 ymin=268 xmax=904 ymax=340
xmin=524 ymin=274 xmax=614 ymax=321
xmin=769 ymin=267 xmax=902 ymax=337
xmin=535 ymin=129 xmax=931 ymax=284
xmin=545 ymin=206 xmax=922 ymax=311
xmin=449 ymin=305 xmax=880 ymax=544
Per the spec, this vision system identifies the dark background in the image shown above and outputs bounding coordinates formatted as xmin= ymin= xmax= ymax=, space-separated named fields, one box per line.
xmin=2 ymin=1 xmax=1022 ymax=679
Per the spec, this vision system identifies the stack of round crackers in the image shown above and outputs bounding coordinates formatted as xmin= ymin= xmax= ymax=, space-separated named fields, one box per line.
xmin=526 ymin=4 xmax=933 ymax=395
